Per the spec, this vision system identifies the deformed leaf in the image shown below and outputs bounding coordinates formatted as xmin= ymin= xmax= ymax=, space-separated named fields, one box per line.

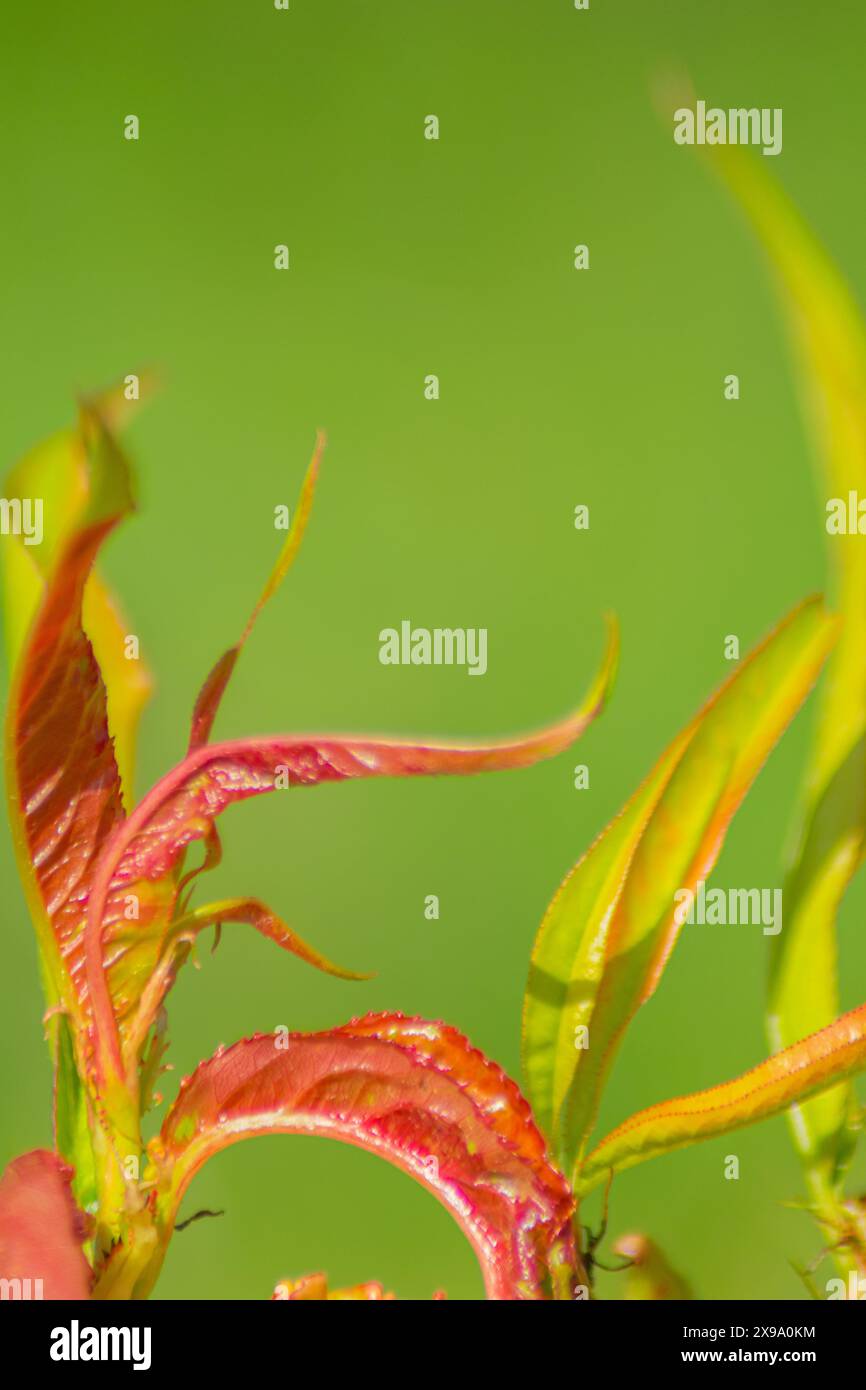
xmin=145 ymin=1014 xmax=582 ymax=1301
xmin=577 ymin=1000 xmax=866 ymax=1194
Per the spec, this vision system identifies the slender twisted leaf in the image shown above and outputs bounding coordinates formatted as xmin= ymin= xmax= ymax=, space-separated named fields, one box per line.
xmin=578 ymin=1001 xmax=866 ymax=1194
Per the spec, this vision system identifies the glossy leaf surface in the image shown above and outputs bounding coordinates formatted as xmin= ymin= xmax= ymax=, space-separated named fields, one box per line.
xmin=148 ymin=1014 xmax=581 ymax=1301
xmin=6 ymin=407 xmax=141 ymax=1039
xmin=86 ymin=623 xmax=617 ymax=1084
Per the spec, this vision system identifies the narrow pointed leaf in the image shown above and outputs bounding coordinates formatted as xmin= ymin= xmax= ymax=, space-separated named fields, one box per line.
xmin=189 ymin=432 xmax=324 ymax=750
xmin=707 ymin=144 xmax=866 ymax=1187
xmin=0 ymin=1150 xmax=91 ymax=1299
xmin=164 ymin=897 xmax=369 ymax=982
xmin=578 ymin=1001 xmax=866 ymax=1194
xmin=522 ymin=732 xmax=688 ymax=1147
xmin=522 ymin=597 xmax=836 ymax=1175
xmin=125 ymin=896 xmax=370 ymax=1067
xmin=86 ymin=622 xmax=618 ymax=1083
xmin=147 ymin=1015 xmax=581 ymax=1301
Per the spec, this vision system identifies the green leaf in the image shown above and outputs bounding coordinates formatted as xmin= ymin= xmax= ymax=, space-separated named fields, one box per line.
xmin=705 ymin=144 xmax=866 ymax=1190
xmin=522 ymin=596 xmax=836 ymax=1178
xmin=577 ymin=1000 xmax=866 ymax=1194
xmin=53 ymin=1014 xmax=98 ymax=1215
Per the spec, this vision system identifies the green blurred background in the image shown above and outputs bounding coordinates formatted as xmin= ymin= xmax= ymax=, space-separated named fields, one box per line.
xmin=2 ymin=0 xmax=865 ymax=1300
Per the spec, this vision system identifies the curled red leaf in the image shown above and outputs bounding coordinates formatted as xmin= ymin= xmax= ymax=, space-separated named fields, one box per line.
xmin=86 ymin=619 xmax=617 ymax=1084
xmin=146 ymin=1014 xmax=582 ymax=1300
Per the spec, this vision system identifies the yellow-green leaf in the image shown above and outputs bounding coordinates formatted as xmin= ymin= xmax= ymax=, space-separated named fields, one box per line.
xmin=522 ymin=597 xmax=836 ymax=1177
xmin=706 ymin=146 xmax=866 ymax=1189
xmin=578 ymin=1001 xmax=866 ymax=1195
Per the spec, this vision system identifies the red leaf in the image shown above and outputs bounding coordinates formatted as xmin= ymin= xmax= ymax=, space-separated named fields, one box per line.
xmin=148 ymin=1014 xmax=581 ymax=1300
xmin=125 ymin=896 xmax=371 ymax=1064
xmin=0 ymin=1150 xmax=91 ymax=1299
xmin=86 ymin=622 xmax=617 ymax=1084
xmin=8 ymin=409 xmax=136 ymax=1049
